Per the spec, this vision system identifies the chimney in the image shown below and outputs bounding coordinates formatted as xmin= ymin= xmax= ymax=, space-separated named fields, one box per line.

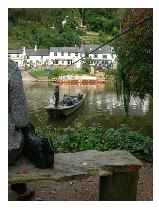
xmin=34 ymin=45 xmax=37 ymax=51
xmin=23 ymin=46 xmax=26 ymax=55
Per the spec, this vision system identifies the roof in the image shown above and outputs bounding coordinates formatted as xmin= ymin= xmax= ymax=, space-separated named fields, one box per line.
xmin=80 ymin=45 xmax=112 ymax=54
xmin=50 ymin=45 xmax=112 ymax=54
xmin=50 ymin=47 xmax=80 ymax=53
xmin=8 ymin=49 xmax=22 ymax=54
xmin=8 ymin=45 xmax=113 ymax=56
xmin=26 ymin=49 xmax=49 ymax=56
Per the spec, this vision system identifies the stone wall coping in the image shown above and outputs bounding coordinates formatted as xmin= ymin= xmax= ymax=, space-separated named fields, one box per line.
xmin=8 ymin=150 xmax=142 ymax=184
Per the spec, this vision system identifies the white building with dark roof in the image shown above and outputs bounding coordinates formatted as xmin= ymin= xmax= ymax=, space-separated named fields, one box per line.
xmin=8 ymin=45 xmax=117 ymax=69
xmin=50 ymin=46 xmax=81 ymax=68
xmin=25 ymin=47 xmax=50 ymax=67
xmin=8 ymin=49 xmax=23 ymax=67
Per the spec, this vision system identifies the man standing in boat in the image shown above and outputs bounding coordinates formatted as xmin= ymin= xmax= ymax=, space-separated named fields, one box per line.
xmin=54 ymin=85 xmax=60 ymax=107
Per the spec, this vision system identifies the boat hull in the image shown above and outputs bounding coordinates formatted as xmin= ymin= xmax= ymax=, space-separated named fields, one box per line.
xmin=45 ymin=94 xmax=85 ymax=117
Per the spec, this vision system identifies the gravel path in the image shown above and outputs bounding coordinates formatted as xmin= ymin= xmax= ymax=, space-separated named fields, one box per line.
xmin=8 ymin=161 xmax=152 ymax=201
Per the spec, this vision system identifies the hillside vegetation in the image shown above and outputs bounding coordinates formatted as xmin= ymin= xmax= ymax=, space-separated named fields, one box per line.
xmin=8 ymin=8 xmax=121 ymax=48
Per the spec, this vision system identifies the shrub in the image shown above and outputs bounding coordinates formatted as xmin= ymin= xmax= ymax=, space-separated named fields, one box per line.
xmin=103 ymin=127 xmax=153 ymax=161
xmin=36 ymin=126 xmax=152 ymax=162
xmin=48 ymin=67 xmax=87 ymax=80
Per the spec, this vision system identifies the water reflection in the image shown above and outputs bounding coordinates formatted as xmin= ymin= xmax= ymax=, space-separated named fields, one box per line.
xmin=23 ymin=82 xmax=152 ymax=136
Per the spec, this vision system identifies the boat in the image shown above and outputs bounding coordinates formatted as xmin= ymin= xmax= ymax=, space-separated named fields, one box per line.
xmin=45 ymin=93 xmax=86 ymax=117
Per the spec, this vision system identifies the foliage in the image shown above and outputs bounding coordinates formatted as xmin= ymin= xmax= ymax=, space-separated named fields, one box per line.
xmin=83 ymin=9 xmax=120 ymax=34
xmin=48 ymin=68 xmax=87 ymax=80
xmin=113 ymin=9 xmax=153 ymax=114
xmin=30 ymin=69 xmax=50 ymax=77
xmin=104 ymin=127 xmax=152 ymax=161
xmin=8 ymin=8 xmax=82 ymax=48
xmin=8 ymin=8 xmax=121 ymax=48
xmin=30 ymin=67 xmax=88 ymax=79
xmin=35 ymin=126 xmax=152 ymax=161
xmin=81 ymin=51 xmax=91 ymax=73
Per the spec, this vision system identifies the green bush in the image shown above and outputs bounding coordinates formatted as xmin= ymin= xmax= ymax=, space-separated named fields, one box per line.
xmin=36 ymin=126 xmax=152 ymax=161
xmin=48 ymin=68 xmax=88 ymax=80
xmin=103 ymin=127 xmax=152 ymax=161
xmin=30 ymin=67 xmax=87 ymax=79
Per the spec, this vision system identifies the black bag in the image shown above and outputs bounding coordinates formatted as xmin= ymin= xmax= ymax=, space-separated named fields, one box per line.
xmin=21 ymin=123 xmax=54 ymax=169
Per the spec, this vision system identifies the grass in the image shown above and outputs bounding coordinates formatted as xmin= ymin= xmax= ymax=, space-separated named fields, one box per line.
xmin=80 ymin=31 xmax=100 ymax=44
xmin=30 ymin=67 xmax=89 ymax=79
xmin=30 ymin=69 xmax=49 ymax=77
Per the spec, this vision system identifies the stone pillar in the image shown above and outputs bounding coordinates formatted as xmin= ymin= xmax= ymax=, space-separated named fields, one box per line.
xmin=99 ymin=169 xmax=139 ymax=201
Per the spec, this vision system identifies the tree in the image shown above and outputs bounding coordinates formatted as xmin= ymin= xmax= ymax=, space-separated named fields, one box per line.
xmin=82 ymin=52 xmax=91 ymax=73
xmin=113 ymin=9 xmax=153 ymax=114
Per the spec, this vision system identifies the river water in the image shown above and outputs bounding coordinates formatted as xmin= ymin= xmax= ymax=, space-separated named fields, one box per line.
xmin=23 ymin=82 xmax=152 ymax=137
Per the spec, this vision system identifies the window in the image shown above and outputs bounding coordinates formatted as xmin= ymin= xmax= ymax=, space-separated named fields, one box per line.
xmin=8 ymin=55 xmax=11 ymax=58
xmin=68 ymin=52 xmax=71 ymax=56
xmin=54 ymin=52 xmax=57 ymax=56
xmin=94 ymin=54 xmax=98 ymax=58
xmin=61 ymin=52 xmax=64 ymax=56
xmin=103 ymin=55 xmax=107 ymax=59
xmin=62 ymin=60 xmax=64 ymax=64
xmin=75 ymin=52 xmax=78 ymax=57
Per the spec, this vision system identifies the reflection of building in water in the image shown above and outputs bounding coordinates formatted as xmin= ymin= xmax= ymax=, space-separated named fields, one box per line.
xmin=129 ymin=96 xmax=150 ymax=114
xmin=141 ymin=97 xmax=149 ymax=114
xmin=88 ymin=90 xmax=150 ymax=115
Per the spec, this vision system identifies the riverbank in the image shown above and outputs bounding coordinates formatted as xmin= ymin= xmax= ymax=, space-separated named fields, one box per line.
xmin=21 ymin=71 xmax=38 ymax=82
xmin=21 ymin=69 xmax=114 ymax=83
xmin=22 ymin=72 xmax=106 ymax=84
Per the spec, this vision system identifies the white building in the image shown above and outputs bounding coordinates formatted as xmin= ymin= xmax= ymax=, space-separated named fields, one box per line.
xmin=49 ymin=47 xmax=81 ymax=68
xmin=8 ymin=49 xmax=24 ymax=67
xmin=8 ymin=44 xmax=117 ymax=69
xmin=25 ymin=48 xmax=50 ymax=68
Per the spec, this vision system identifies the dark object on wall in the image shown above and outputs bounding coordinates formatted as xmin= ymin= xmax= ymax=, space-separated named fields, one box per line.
xmin=22 ymin=123 xmax=54 ymax=169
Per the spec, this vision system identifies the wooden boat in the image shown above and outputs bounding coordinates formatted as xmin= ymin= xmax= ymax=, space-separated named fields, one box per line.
xmin=45 ymin=94 xmax=86 ymax=117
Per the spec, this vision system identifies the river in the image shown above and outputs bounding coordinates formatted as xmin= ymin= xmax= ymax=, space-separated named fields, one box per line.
xmin=23 ymin=81 xmax=152 ymax=137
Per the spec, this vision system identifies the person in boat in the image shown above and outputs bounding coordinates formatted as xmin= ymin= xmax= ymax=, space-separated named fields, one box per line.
xmin=54 ymin=85 xmax=59 ymax=107
xmin=78 ymin=93 xmax=83 ymax=100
